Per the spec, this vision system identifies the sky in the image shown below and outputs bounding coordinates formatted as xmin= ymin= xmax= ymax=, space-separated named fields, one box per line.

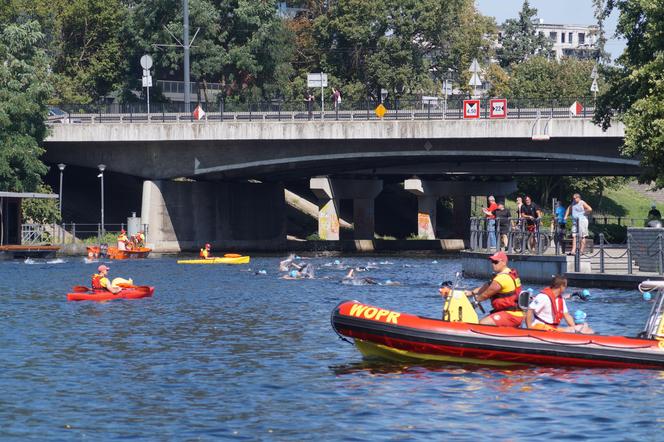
xmin=475 ymin=0 xmax=626 ymax=61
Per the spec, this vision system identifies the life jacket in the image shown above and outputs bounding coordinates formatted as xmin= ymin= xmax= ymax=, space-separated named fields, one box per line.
xmin=91 ymin=273 xmax=104 ymax=290
xmin=535 ymin=287 xmax=565 ymax=326
xmin=490 ymin=268 xmax=522 ymax=313
xmin=200 ymin=248 xmax=209 ymax=259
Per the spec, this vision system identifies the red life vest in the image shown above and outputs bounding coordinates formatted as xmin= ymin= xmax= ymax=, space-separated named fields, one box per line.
xmin=490 ymin=268 xmax=523 ymax=312
xmin=536 ymin=287 xmax=565 ymax=326
xmin=91 ymin=273 xmax=104 ymax=290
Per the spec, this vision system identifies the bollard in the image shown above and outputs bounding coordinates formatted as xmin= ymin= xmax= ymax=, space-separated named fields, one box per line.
xmin=574 ymin=218 xmax=581 ymax=272
xmin=599 ymin=233 xmax=605 ymax=273
xmin=627 ymin=233 xmax=633 ymax=275
xmin=659 ymin=234 xmax=663 ymax=276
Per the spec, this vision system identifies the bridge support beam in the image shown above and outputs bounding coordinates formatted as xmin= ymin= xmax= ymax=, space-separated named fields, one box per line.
xmin=405 ymin=179 xmax=517 ymax=240
xmin=310 ymin=177 xmax=383 ymax=240
xmin=141 ymin=179 xmax=286 ymax=252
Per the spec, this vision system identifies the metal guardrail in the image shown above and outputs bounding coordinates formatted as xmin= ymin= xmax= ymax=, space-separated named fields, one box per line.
xmin=471 ymin=216 xmax=664 ymax=275
xmin=49 ymin=98 xmax=597 ymax=124
xmin=22 ymin=223 xmax=148 ymax=246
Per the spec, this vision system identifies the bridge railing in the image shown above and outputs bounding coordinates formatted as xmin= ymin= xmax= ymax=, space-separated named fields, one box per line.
xmin=469 ymin=217 xmax=559 ymax=256
xmin=22 ymin=223 xmax=148 ymax=246
xmin=51 ymin=97 xmax=596 ymax=124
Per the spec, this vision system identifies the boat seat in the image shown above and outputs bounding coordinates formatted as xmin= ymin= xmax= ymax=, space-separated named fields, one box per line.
xmin=518 ymin=291 xmax=531 ymax=310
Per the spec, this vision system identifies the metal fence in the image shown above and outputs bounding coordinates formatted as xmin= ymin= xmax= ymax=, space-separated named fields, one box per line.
xmin=21 ymin=223 xmax=148 ymax=246
xmin=49 ymin=97 xmax=597 ymax=124
xmin=470 ymin=216 xmax=664 ymax=276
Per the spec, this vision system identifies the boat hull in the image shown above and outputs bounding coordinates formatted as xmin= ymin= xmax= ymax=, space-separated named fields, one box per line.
xmin=87 ymin=246 xmax=151 ymax=260
xmin=177 ymin=256 xmax=250 ymax=265
xmin=332 ymin=300 xmax=664 ymax=369
xmin=67 ymin=286 xmax=155 ymax=302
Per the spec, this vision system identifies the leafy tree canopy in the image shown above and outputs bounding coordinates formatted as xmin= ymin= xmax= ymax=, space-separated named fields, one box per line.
xmin=594 ymin=0 xmax=664 ymax=188
xmin=0 ymin=21 xmax=51 ymax=192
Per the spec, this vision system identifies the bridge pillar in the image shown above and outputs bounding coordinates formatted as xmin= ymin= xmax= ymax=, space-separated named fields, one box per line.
xmin=141 ymin=179 xmax=286 ymax=252
xmin=310 ymin=177 xmax=383 ymax=240
xmin=405 ymin=179 xmax=517 ymax=241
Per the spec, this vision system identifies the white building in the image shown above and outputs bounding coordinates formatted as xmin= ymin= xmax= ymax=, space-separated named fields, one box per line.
xmin=535 ymin=21 xmax=599 ymax=60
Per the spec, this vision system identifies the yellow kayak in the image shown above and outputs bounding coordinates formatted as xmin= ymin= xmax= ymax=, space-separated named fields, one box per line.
xmin=177 ymin=256 xmax=250 ymax=265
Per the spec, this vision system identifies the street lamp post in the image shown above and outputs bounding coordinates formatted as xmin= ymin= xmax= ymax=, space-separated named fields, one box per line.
xmin=57 ymin=163 xmax=66 ymax=217
xmin=98 ymin=164 xmax=106 ymax=233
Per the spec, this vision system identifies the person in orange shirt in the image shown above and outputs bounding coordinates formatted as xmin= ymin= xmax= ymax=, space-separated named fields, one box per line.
xmin=200 ymin=243 xmax=213 ymax=259
xmin=482 ymin=195 xmax=499 ymax=250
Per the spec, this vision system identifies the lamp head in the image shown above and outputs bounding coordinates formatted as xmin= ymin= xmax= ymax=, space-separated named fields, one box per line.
xmin=57 ymin=163 xmax=66 ymax=171
xmin=98 ymin=164 xmax=106 ymax=172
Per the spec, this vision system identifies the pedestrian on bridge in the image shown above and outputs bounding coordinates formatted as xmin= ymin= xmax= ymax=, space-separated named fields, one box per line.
xmin=304 ymin=91 xmax=314 ymax=120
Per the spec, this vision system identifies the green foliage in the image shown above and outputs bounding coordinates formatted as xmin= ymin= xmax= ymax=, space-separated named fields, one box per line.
xmin=0 ymin=21 xmax=51 ymax=192
xmin=497 ymin=1 xmax=552 ymax=68
xmin=594 ymin=1 xmax=664 ymax=187
xmin=508 ymin=56 xmax=599 ymax=100
xmin=22 ymin=184 xmax=61 ymax=224
xmin=589 ymin=223 xmax=626 ymax=243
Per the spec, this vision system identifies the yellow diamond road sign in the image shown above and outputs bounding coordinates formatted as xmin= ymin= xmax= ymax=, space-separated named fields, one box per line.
xmin=375 ymin=104 xmax=387 ymax=118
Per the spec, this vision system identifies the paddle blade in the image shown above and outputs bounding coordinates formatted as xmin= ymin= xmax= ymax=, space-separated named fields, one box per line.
xmin=72 ymin=285 xmax=91 ymax=293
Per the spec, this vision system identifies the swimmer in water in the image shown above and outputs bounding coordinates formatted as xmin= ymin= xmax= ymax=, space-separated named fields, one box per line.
xmin=342 ymin=269 xmax=377 ymax=285
xmin=281 ymin=263 xmax=315 ymax=279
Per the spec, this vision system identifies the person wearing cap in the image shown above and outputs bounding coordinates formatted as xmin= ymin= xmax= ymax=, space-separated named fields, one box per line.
xmin=199 ymin=243 xmax=213 ymax=259
xmin=467 ymin=251 xmax=524 ymax=327
xmin=91 ymin=265 xmax=122 ymax=294
xmin=526 ymin=275 xmax=594 ymax=334
xmin=117 ymin=229 xmax=129 ymax=251
xmin=648 ymin=204 xmax=661 ymax=221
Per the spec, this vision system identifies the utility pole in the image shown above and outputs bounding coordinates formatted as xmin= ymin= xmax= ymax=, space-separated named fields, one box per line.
xmin=183 ymin=0 xmax=191 ymax=111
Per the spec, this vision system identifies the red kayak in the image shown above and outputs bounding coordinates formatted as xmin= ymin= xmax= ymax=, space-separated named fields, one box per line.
xmin=67 ymin=286 xmax=155 ymax=302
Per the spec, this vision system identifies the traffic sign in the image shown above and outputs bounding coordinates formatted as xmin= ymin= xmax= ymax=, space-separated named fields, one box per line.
xmin=142 ymin=76 xmax=152 ymax=87
xmin=489 ymin=99 xmax=507 ymax=118
xmin=140 ymin=54 xmax=153 ymax=70
xmin=468 ymin=72 xmax=482 ymax=87
xmin=468 ymin=58 xmax=481 ymax=73
xmin=590 ymin=79 xmax=599 ymax=93
xmin=375 ymin=104 xmax=387 ymax=118
xmin=569 ymin=101 xmax=584 ymax=116
xmin=307 ymin=73 xmax=328 ymax=88
xmin=463 ymin=100 xmax=480 ymax=119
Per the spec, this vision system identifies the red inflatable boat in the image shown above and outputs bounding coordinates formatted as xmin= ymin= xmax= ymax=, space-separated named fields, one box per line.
xmin=67 ymin=286 xmax=155 ymax=302
xmin=331 ymin=295 xmax=664 ymax=369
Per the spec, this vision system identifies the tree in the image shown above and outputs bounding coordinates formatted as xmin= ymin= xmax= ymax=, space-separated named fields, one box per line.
xmin=22 ymin=184 xmax=61 ymax=224
xmin=0 ymin=21 xmax=51 ymax=192
xmin=594 ymin=1 xmax=664 ymax=188
xmin=507 ymin=56 xmax=598 ymax=101
xmin=497 ymin=0 xmax=552 ymax=68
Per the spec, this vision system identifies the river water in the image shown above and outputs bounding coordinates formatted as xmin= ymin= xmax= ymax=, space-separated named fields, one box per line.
xmin=0 ymin=255 xmax=662 ymax=440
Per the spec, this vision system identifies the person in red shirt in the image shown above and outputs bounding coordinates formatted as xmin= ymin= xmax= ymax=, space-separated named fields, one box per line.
xmin=482 ymin=195 xmax=499 ymax=250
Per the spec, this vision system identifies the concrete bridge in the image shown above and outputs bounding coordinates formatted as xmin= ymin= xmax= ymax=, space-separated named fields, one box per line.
xmin=43 ymin=117 xmax=637 ymax=252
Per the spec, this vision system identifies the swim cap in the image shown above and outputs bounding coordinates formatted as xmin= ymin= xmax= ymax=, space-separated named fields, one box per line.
xmin=574 ymin=310 xmax=587 ymax=323
xmin=334 ymin=259 xmax=340 ymax=265
xmin=582 ymin=289 xmax=591 ymax=298
xmin=289 ymin=270 xmax=298 ymax=278
xmin=643 ymin=292 xmax=652 ymax=301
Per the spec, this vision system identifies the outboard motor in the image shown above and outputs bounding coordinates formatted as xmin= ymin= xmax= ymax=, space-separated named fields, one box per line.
xmin=639 ymin=280 xmax=664 ymax=340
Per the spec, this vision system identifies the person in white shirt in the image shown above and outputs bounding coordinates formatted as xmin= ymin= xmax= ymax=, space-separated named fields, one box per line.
xmin=526 ymin=275 xmax=594 ymax=334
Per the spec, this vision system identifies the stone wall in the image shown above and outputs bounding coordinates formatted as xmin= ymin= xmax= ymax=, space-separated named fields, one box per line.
xmin=628 ymin=227 xmax=664 ymax=273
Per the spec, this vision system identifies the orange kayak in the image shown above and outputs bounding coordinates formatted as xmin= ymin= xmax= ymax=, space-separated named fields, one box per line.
xmin=67 ymin=286 xmax=155 ymax=302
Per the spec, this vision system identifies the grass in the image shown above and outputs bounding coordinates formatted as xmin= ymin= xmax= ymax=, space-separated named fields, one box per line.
xmin=594 ymin=186 xmax=653 ymax=219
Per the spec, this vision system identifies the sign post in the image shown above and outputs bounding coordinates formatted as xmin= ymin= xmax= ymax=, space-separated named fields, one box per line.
xmin=307 ymin=73 xmax=328 ymax=118
xmin=468 ymin=58 xmax=482 ymax=98
xmin=140 ymin=55 xmax=153 ymax=117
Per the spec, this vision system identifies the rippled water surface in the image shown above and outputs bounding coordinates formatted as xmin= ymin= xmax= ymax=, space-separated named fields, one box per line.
xmin=1 ymin=255 xmax=663 ymax=440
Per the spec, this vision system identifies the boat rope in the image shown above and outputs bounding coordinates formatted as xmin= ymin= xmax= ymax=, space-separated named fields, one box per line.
xmin=469 ymin=328 xmax=654 ymax=349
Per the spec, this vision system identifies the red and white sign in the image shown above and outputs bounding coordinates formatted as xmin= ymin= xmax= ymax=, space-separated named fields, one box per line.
xmin=193 ymin=104 xmax=206 ymax=121
xmin=489 ymin=99 xmax=507 ymax=119
xmin=569 ymin=101 xmax=584 ymax=116
xmin=463 ymin=100 xmax=480 ymax=119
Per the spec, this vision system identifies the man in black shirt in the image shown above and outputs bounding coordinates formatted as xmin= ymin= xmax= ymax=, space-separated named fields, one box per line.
xmin=492 ymin=201 xmax=511 ymax=250
xmin=520 ymin=196 xmax=542 ymax=252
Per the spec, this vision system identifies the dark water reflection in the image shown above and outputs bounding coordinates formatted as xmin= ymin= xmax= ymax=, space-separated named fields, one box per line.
xmin=0 ymin=256 xmax=662 ymax=439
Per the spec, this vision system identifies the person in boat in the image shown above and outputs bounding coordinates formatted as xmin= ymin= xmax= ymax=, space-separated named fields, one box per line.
xmin=467 ymin=251 xmax=524 ymax=327
xmin=526 ymin=275 xmax=595 ymax=334
xmin=117 ymin=229 xmax=130 ymax=251
xmin=132 ymin=231 xmax=145 ymax=248
xmin=91 ymin=265 xmax=122 ymax=294
xmin=200 ymin=243 xmax=213 ymax=259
